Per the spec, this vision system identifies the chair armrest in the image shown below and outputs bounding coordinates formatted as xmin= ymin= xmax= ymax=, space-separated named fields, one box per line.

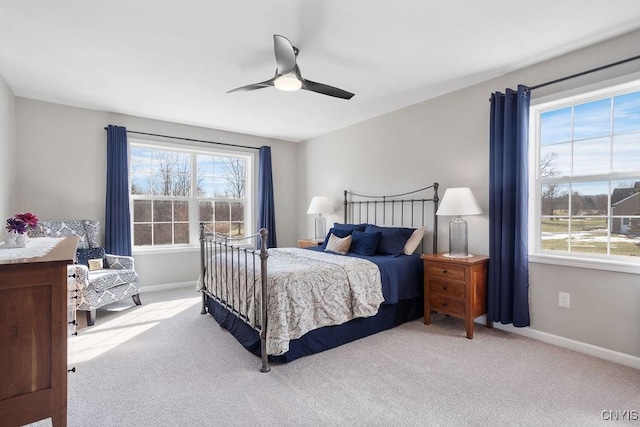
xmin=105 ymin=254 xmax=135 ymax=270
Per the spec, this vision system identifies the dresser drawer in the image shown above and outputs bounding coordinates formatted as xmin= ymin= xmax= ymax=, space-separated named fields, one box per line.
xmin=429 ymin=280 xmax=465 ymax=299
xmin=426 ymin=262 xmax=466 ymax=282
xmin=429 ymin=294 xmax=464 ymax=316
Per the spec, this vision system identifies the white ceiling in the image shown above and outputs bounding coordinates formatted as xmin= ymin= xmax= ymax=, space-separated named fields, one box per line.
xmin=2 ymin=1 xmax=640 ymax=142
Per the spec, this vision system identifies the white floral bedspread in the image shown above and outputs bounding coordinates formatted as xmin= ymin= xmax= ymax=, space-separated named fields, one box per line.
xmin=207 ymin=248 xmax=383 ymax=355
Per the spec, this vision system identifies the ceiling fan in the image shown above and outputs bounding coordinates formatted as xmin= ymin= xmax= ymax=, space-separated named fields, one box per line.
xmin=227 ymin=34 xmax=355 ymax=100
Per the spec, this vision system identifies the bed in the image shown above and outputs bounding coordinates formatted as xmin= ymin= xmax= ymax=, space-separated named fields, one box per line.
xmin=199 ymin=184 xmax=439 ymax=372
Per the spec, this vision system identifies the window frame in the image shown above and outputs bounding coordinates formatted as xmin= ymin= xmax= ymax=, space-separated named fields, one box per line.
xmin=528 ymin=75 xmax=640 ymax=274
xmin=128 ymin=138 xmax=256 ymax=253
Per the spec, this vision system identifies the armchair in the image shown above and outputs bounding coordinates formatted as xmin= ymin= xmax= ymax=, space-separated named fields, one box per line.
xmin=30 ymin=220 xmax=141 ymax=326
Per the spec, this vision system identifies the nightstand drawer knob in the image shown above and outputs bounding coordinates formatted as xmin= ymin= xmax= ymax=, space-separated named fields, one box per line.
xmin=442 ymin=302 xmax=448 ymax=307
xmin=442 ymin=286 xmax=448 ymax=290
xmin=442 ymin=269 xmax=448 ymax=273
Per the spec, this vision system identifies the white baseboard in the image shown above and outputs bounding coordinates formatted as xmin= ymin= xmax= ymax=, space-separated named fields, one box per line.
xmin=477 ymin=316 xmax=640 ymax=370
xmin=140 ymin=281 xmax=196 ymax=293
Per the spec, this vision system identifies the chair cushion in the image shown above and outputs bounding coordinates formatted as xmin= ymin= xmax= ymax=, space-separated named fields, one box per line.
xmin=87 ymin=269 xmax=139 ymax=293
xmin=29 ymin=220 xmax=100 ymax=248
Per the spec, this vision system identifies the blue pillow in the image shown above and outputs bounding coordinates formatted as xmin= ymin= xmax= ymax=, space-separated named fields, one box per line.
xmin=350 ymin=230 xmax=381 ymax=256
xmin=332 ymin=223 xmax=368 ymax=232
xmin=321 ymin=228 xmax=353 ymax=249
xmin=364 ymin=225 xmax=414 ymax=256
xmin=76 ymin=247 xmax=106 ymax=267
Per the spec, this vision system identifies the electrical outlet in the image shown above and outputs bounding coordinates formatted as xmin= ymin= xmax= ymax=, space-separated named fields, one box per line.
xmin=559 ymin=292 xmax=570 ymax=308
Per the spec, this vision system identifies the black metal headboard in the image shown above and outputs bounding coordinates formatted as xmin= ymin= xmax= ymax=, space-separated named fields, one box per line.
xmin=343 ymin=183 xmax=439 ymax=254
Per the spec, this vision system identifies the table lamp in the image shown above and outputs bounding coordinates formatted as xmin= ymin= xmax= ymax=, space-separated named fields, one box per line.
xmin=307 ymin=196 xmax=334 ymax=240
xmin=436 ymin=187 xmax=482 ymax=258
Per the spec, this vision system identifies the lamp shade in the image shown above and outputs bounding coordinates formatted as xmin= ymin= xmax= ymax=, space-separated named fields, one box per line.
xmin=436 ymin=188 xmax=482 ymax=216
xmin=307 ymin=196 xmax=333 ymax=215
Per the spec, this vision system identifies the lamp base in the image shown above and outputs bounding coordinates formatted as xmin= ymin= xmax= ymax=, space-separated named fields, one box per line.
xmin=314 ymin=215 xmax=327 ymax=241
xmin=443 ymin=253 xmax=474 ymax=259
xmin=447 ymin=216 xmax=469 ymax=258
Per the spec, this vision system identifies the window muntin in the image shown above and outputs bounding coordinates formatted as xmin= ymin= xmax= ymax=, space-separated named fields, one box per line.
xmin=533 ymin=85 xmax=640 ymax=262
xmin=130 ymin=144 xmax=251 ymax=248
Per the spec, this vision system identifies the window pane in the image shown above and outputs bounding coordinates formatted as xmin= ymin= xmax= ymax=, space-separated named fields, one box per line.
xmin=197 ymin=176 xmax=213 ymax=198
xmin=540 ymin=218 xmax=568 ymax=252
xmin=215 ymin=202 xmax=230 ymax=221
xmin=214 ymin=222 xmax=230 ymax=235
xmin=213 ymin=178 xmax=230 ymax=198
xmin=612 ymin=133 xmax=640 ymax=173
xmin=613 ymin=91 xmax=640 ymax=134
xmin=574 ymin=99 xmax=611 ymax=140
xmin=154 ymin=223 xmax=172 ymax=245
xmin=172 ymin=174 xmax=191 ymax=197
xmin=133 ymin=200 xmax=152 ymax=222
xmin=540 ymin=142 xmax=571 ymax=177
xmin=151 ymin=176 xmax=171 ymax=196
xmin=541 ymin=183 xmax=569 ymax=216
xmin=571 ymin=182 xmax=608 ymax=216
xmin=131 ymin=147 xmax=153 ymax=173
xmin=199 ymin=201 xmax=213 ymax=222
xmin=131 ymin=174 xmax=152 ymax=195
xmin=541 ymin=107 xmax=572 ymax=145
xmin=174 ymin=223 xmax=189 ymax=244
xmin=570 ymin=217 xmax=608 ymax=255
xmin=220 ymin=158 xmax=246 ymax=198
xmin=610 ymin=230 xmax=640 ymax=257
xmin=230 ymin=202 xmax=244 ymax=221
xmin=154 ymin=200 xmax=173 ymax=222
xmin=611 ymin=180 xmax=640 ymax=215
xmin=573 ymin=137 xmax=610 ymax=176
xmin=230 ymin=222 xmax=244 ymax=237
xmin=197 ymin=155 xmax=214 ymax=175
xmin=134 ymin=224 xmax=152 ymax=246
xmin=174 ymin=201 xmax=189 ymax=221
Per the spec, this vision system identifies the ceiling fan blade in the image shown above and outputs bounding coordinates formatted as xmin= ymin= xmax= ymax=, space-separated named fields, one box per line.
xmin=273 ymin=34 xmax=297 ymax=75
xmin=301 ymin=79 xmax=355 ymax=100
xmin=226 ymin=78 xmax=275 ymax=93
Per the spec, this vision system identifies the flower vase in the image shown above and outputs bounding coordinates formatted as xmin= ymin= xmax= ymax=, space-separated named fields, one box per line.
xmin=3 ymin=231 xmax=17 ymax=246
xmin=15 ymin=233 xmax=27 ymax=247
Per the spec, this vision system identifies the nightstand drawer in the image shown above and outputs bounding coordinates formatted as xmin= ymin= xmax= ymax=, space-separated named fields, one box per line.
xmin=426 ymin=262 xmax=466 ymax=282
xmin=429 ymin=280 xmax=465 ymax=299
xmin=429 ymin=294 xmax=464 ymax=316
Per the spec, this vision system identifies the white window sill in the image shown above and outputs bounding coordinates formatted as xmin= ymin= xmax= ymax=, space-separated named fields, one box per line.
xmin=133 ymin=245 xmax=200 ymax=255
xmin=529 ymin=253 xmax=640 ymax=274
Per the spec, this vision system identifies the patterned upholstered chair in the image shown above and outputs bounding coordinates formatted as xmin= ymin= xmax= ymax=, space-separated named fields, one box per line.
xmin=29 ymin=220 xmax=141 ymax=326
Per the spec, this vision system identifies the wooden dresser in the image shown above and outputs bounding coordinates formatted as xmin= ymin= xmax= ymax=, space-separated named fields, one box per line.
xmin=421 ymin=252 xmax=492 ymax=339
xmin=0 ymin=237 xmax=78 ymax=427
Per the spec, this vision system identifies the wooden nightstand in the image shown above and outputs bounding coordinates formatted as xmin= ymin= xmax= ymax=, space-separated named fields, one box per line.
xmin=421 ymin=252 xmax=492 ymax=339
xmin=298 ymin=239 xmax=323 ymax=249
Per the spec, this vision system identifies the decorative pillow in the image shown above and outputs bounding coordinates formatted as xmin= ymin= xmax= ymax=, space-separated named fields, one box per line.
xmin=76 ymin=247 xmax=106 ymax=267
xmin=332 ymin=223 xmax=368 ymax=232
xmin=364 ymin=225 xmax=414 ymax=256
xmin=404 ymin=227 xmax=427 ymax=255
xmin=321 ymin=227 xmax=353 ymax=249
xmin=350 ymin=230 xmax=382 ymax=256
xmin=88 ymin=258 xmax=104 ymax=271
xmin=324 ymin=233 xmax=352 ymax=255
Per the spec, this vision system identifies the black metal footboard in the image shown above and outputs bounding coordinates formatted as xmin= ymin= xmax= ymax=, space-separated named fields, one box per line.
xmin=199 ymin=223 xmax=270 ymax=372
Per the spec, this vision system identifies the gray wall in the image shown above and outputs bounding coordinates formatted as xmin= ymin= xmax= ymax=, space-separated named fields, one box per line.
xmin=298 ymin=30 xmax=640 ymax=359
xmin=15 ymin=98 xmax=299 ymax=287
xmin=0 ymin=74 xmax=16 ymax=221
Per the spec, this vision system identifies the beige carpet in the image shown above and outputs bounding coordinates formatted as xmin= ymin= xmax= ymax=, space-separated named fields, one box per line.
xmin=30 ymin=286 xmax=640 ymax=426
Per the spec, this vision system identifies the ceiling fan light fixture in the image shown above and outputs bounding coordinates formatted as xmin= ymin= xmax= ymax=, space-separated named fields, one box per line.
xmin=274 ymin=72 xmax=302 ymax=91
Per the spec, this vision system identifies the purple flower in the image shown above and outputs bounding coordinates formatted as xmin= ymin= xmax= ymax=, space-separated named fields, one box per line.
xmin=6 ymin=218 xmax=28 ymax=234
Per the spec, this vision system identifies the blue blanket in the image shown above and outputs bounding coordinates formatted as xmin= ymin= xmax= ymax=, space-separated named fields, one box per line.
xmin=306 ymin=246 xmax=423 ymax=304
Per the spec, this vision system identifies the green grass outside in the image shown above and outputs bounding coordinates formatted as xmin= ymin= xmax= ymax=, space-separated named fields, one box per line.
xmin=541 ymin=218 xmax=640 ymax=256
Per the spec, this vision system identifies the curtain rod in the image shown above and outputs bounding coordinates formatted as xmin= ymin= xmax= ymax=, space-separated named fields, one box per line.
xmin=529 ymin=53 xmax=640 ymax=91
xmin=103 ymin=127 xmax=260 ymax=151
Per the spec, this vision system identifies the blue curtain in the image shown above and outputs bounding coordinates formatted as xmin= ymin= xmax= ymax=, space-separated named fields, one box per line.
xmin=257 ymin=146 xmax=277 ymax=248
xmin=105 ymin=125 xmax=132 ymax=256
xmin=488 ymin=85 xmax=530 ymax=327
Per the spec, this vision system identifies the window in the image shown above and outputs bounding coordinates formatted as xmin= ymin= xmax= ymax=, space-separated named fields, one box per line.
xmin=530 ymin=80 xmax=640 ymax=265
xmin=130 ymin=142 xmax=253 ymax=248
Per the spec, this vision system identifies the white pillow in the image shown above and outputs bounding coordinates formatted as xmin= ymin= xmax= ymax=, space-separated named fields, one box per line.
xmin=324 ymin=233 xmax=352 ymax=255
xmin=404 ymin=227 xmax=426 ymax=255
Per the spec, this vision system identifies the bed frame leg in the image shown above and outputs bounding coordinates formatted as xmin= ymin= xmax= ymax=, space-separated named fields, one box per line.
xmin=259 ymin=330 xmax=270 ymax=373
xmin=200 ymin=292 xmax=207 ymax=315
